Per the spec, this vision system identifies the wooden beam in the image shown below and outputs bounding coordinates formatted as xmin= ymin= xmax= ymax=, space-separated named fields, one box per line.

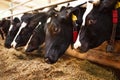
xmin=66 ymin=44 xmax=120 ymax=69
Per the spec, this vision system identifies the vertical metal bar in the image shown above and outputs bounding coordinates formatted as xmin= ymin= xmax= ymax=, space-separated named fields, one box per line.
xmin=10 ymin=0 xmax=13 ymax=23
xmin=48 ymin=0 xmax=51 ymax=3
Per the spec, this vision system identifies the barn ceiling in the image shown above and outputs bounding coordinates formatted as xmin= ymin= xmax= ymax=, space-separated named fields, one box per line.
xmin=0 ymin=0 xmax=59 ymax=19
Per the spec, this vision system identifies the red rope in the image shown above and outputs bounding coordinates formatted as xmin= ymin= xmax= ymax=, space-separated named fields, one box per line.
xmin=112 ymin=10 xmax=118 ymax=24
xmin=73 ymin=31 xmax=78 ymax=42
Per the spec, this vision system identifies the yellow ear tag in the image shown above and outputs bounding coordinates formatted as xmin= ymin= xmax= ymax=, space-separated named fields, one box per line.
xmin=72 ymin=14 xmax=77 ymax=21
xmin=115 ymin=2 xmax=120 ymax=9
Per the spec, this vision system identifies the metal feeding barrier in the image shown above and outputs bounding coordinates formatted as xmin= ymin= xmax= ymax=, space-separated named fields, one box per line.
xmin=0 ymin=0 xmax=76 ymax=19
xmin=0 ymin=0 xmax=33 ymax=14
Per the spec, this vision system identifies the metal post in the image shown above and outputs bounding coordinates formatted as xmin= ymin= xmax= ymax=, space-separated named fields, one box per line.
xmin=10 ymin=0 xmax=13 ymax=22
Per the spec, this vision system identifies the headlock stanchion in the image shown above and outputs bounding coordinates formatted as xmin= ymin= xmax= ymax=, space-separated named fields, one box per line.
xmin=106 ymin=2 xmax=119 ymax=52
xmin=1 ymin=0 xmax=76 ymax=19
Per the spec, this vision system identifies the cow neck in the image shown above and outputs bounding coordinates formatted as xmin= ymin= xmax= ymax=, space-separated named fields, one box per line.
xmin=72 ymin=14 xmax=78 ymax=42
xmin=71 ymin=14 xmax=79 ymax=49
xmin=106 ymin=2 xmax=120 ymax=52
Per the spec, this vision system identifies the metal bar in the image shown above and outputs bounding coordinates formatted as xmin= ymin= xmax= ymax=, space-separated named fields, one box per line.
xmin=10 ymin=0 xmax=13 ymax=22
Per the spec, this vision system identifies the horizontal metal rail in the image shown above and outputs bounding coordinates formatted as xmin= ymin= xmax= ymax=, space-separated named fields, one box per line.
xmin=1 ymin=0 xmax=76 ymax=19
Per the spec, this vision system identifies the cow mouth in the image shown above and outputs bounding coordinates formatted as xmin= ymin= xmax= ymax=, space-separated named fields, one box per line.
xmin=25 ymin=46 xmax=38 ymax=52
xmin=4 ymin=44 xmax=11 ymax=48
xmin=44 ymin=57 xmax=58 ymax=64
xmin=74 ymin=46 xmax=89 ymax=53
xmin=44 ymin=50 xmax=60 ymax=64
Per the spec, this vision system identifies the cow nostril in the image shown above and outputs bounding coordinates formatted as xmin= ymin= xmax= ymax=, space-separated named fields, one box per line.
xmin=44 ymin=57 xmax=53 ymax=64
xmin=79 ymin=47 xmax=88 ymax=53
xmin=44 ymin=57 xmax=50 ymax=63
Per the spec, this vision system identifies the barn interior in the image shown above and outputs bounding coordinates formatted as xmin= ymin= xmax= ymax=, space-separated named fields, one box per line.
xmin=0 ymin=0 xmax=120 ymax=80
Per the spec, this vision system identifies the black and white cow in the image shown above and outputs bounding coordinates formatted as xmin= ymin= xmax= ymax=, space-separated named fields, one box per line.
xmin=44 ymin=0 xmax=118 ymax=64
xmin=23 ymin=2 xmax=83 ymax=53
xmin=24 ymin=17 xmax=48 ymax=52
xmin=74 ymin=0 xmax=117 ymax=52
xmin=73 ymin=0 xmax=119 ymax=52
xmin=24 ymin=7 xmax=59 ymax=52
xmin=44 ymin=6 xmax=86 ymax=64
xmin=0 ymin=18 xmax=11 ymax=39
xmin=10 ymin=12 xmax=48 ymax=48
xmin=4 ymin=17 xmax=21 ymax=48
xmin=10 ymin=13 xmax=36 ymax=48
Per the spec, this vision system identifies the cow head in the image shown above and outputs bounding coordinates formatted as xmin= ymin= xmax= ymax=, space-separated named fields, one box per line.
xmin=74 ymin=7 xmax=114 ymax=52
xmin=14 ymin=25 xmax=34 ymax=48
xmin=44 ymin=7 xmax=85 ymax=64
xmin=4 ymin=17 xmax=21 ymax=48
xmin=73 ymin=0 xmax=118 ymax=52
xmin=10 ymin=13 xmax=34 ymax=48
xmin=24 ymin=7 xmax=59 ymax=52
xmin=25 ymin=23 xmax=45 ymax=52
xmin=11 ymin=13 xmax=48 ymax=48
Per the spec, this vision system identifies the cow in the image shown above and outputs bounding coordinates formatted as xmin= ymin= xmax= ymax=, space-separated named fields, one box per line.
xmin=10 ymin=12 xmax=47 ymax=48
xmin=73 ymin=0 xmax=119 ymax=52
xmin=24 ymin=3 xmax=83 ymax=52
xmin=24 ymin=7 xmax=59 ymax=52
xmin=44 ymin=6 xmax=86 ymax=64
xmin=10 ymin=13 xmax=36 ymax=48
xmin=11 ymin=7 xmax=57 ymax=49
xmin=0 ymin=18 xmax=11 ymax=39
xmin=24 ymin=21 xmax=46 ymax=52
xmin=4 ymin=17 xmax=21 ymax=48
xmin=44 ymin=0 xmax=118 ymax=64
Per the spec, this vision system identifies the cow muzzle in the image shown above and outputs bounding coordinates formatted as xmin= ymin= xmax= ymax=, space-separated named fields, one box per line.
xmin=44 ymin=55 xmax=58 ymax=64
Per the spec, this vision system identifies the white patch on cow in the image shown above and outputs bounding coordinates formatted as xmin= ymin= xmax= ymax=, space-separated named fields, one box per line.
xmin=82 ymin=2 xmax=93 ymax=26
xmin=24 ymin=22 xmax=41 ymax=50
xmin=20 ymin=22 xmax=27 ymax=29
xmin=47 ymin=17 xmax=51 ymax=23
xmin=11 ymin=22 xmax=27 ymax=48
xmin=35 ymin=22 xmax=41 ymax=29
xmin=24 ymin=35 xmax=33 ymax=51
xmin=73 ymin=1 xmax=94 ymax=49
xmin=8 ymin=24 xmax=13 ymax=32
xmin=11 ymin=40 xmax=17 ymax=48
xmin=73 ymin=33 xmax=81 ymax=49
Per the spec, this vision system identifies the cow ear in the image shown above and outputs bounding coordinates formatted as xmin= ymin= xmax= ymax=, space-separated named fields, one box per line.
xmin=60 ymin=6 xmax=66 ymax=11
xmin=13 ymin=17 xmax=20 ymax=23
xmin=47 ymin=8 xmax=58 ymax=17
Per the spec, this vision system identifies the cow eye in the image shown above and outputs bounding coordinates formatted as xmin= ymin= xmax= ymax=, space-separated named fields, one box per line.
xmin=87 ymin=19 xmax=96 ymax=25
xmin=52 ymin=27 xmax=60 ymax=33
xmin=89 ymin=20 xmax=94 ymax=24
xmin=54 ymin=14 xmax=58 ymax=17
